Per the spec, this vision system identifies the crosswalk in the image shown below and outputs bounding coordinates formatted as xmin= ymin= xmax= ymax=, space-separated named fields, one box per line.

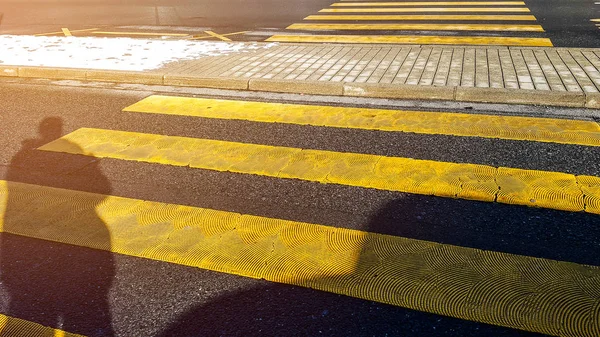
xmin=266 ymin=0 xmax=553 ymax=46
xmin=2 ymin=96 xmax=600 ymax=336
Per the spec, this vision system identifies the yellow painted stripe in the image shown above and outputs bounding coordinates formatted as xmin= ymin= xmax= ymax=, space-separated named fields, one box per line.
xmin=61 ymin=28 xmax=72 ymax=37
xmin=304 ymin=14 xmax=537 ymax=20
xmin=266 ymin=34 xmax=553 ymax=46
xmin=91 ymin=31 xmax=189 ymax=36
xmin=34 ymin=28 xmax=99 ymax=36
xmin=1 ymin=181 xmax=599 ymax=337
xmin=320 ymin=7 xmax=531 ymax=12
xmin=0 ymin=312 xmax=85 ymax=336
xmin=287 ymin=23 xmax=544 ymax=31
xmin=124 ymin=96 xmax=599 ymax=147
xmin=39 ymin=128 xmax=600 ymax=214
xmin=204 ymin=30 xmax=232 ymax=41
xmin=591 ymin=19 xmax=600 ymax=22
xmin=332 ymin=1 xmax=527 ymax=5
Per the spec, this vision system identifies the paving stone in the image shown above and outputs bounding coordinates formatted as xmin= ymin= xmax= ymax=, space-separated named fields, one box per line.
xmin=521 ymin=50 xmax=550 ymax=90
xmin=393 ymin=48 xmax=420 ymax=84
xmin=296 ymin=46 xmax=344 ymax=81
xmin=475 ymin=49 xmax=490 ymax=88
xmin=433 ymin=49 xmax=453 ymax=87
xmin=545 ymin=49 xmax=583 ymax=92
xmin=569 ymin=50 xmax=600 ymax=91
xmin=498 ymin=49 xmax=518 ymax=89
xmin=419 ymin=48 xmax=442 ymax=86
xmin=318 ymin=47 xmax=362 ymax=81
xmin=356 ymin=48 xmax=390 ymax=83
xmin=379 ymin=48 xmax=410 ymax=84
xmin=510 ymin=49 xmax=534 ymax=90
xmin=557 ymin=49 xmax=597 ymax=92
xmin=533 ymin=50 xmax=566 ymax=91
xmin=487 ymin=49 xmax=504 ymax=89
xmin=447 ymin=48 xmax=464 ymax=87
xmin=461 ymin=48 xmax=475 ymax=87
xmin=406 ymin=48 xmax=432 ymax=85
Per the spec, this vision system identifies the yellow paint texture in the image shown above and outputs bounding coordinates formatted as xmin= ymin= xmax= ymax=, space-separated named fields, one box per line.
xmin=332 ymin=1 xmax=527 ymax=5
xmin=0 ymin=312 xmax=84 ymax=337
xmin=39 ymin=128 xmax=600 ymax=214
xmin=287 ymin=23 xmax=544 ymax=31
xmin=304 ymin=14 xmax=537 ymax=20
xmin=265 ymin=34 xmax=552 ymax=46
xmin=319 ymin=7 xmax=531 ymax=12
xmin=0 ymin=181 xmax=598 ymax=336
xmin=123 ymin=96 xmax=600 ymax=147
xmin=92 ymin=31 xmax=188 ymax=36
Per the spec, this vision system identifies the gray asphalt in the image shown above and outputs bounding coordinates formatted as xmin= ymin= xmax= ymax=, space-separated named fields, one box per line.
xmin=0 ymin=0 xmax=599 ymax=47
xmin=0 ymin=80 xmax=598 ymax=336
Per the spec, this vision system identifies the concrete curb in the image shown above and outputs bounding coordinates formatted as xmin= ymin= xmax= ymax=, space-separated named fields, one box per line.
xmin=344 ymin=83 xmax=455 ymax=101
xmin=86 ymin=70 xmax=164 ymax=85
xmin=249 ymin=78 xmax=344 ymax=96
xmin=455 ymin=87 xmax=586 ymax=108
xmin=164 ymin=75 xmax=249 ymax=90
xmin=19 ymin=66 xmax=87 ymax=80
xmin=0 ymin=66 xmax=19 ymax=77
xmin=2 ymin=66 xmax=599 ymax=109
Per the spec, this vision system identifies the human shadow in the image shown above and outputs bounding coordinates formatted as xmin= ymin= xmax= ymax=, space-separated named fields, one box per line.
xmin=0 ymin=117 xmax=115 ymax=336
xmin=153 ymin=192 xmax=583 ymax=336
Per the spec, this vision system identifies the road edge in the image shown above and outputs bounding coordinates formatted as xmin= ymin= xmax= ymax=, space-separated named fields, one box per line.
xmin=1 ymin=65 xmax=597 ymax=109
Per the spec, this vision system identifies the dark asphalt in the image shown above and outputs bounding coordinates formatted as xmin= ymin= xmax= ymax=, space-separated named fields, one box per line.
xmin=0 ymin=0 xmax=599 ymax=47
xmin=0 ymin=81 xmax=598 ymax=336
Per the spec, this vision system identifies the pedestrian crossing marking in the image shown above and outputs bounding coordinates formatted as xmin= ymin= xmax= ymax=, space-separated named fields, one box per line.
xmin=271 ymin=0 xmax=549 ymax=46
xmin=123 ymin=95 xmax=600 ymax=147
xmin=304 ymin=14 xmax=537 ymax=20
xmin=265 ymin=34 xmax=553 ymax=46
xmin=332 ymin=1 xmax=527 ymax=5
xmin=287 ymin=23 xmax=544 ymax=31
xmin=0 ymin=312 xmax=84 ymax=337
xmin=38 ymin=128 xmax=600 ymax=214
xmin=1 ymin=180 xmax=598 ymax=337
xmin=319 ymin=7 xmax=531 ymax=12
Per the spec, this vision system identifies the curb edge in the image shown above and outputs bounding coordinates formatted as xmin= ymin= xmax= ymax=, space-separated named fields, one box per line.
xmin=1 ymin=66 xmax=597 ymax=109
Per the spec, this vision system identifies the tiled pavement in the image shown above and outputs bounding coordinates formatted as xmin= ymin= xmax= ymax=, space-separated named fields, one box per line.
xmin=160 ymin=43 xmax=600 ymax=93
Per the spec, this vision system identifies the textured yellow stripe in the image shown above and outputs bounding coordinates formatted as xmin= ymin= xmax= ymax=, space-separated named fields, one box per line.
xmin=123 ymin=96 xmax=599 ymax=147
xmin=39 ymin=128 xmax=600 ymax=214
xmin=320 ymin=7 xmax=531 ymax=12
xmin=266 ymin=34 xmax=553 ymax=46
xmin=304 ymin=14 xmax=537 ymax=20
xmin=332 ymin=1 xmax=526 ymax=5
xmin=287 ymin=23 xmax=544 ymax=31
xmin=1 ymin=181 xmax=599 ymax=336
xmin=0 ymin=312 xmax=85 ymax=337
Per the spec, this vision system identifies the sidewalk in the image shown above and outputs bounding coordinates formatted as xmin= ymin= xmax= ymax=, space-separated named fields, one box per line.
xmin=2 ymin=35 xmax=600 ymax=108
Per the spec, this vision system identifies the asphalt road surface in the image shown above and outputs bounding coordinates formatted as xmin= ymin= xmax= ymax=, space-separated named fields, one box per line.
xmin=0 ymin=0 xmax=599 ymax=47
xmin=0 ymin=78 xmax=598 ymax=336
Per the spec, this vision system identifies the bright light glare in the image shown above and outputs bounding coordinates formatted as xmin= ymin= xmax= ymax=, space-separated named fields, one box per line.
xmin=0 ymin=35 xmax=277 ymax=71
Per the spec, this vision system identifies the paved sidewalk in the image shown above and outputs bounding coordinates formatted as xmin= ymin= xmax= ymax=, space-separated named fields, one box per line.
xmin=158 ymin=44 xmax=600 ymax=107
xmin=3 ymin=39 xmax=600 ymax=108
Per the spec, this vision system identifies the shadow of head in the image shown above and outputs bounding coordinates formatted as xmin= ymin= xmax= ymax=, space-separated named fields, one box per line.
xmin=38 ymin=117 xmax=63 ymax=141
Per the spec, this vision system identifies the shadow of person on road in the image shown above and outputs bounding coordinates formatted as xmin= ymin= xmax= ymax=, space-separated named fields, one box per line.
xmin=155 ymin=193 xmax=568 ymax=336
xmin=0 ymin=117 xmax=115 ymax=336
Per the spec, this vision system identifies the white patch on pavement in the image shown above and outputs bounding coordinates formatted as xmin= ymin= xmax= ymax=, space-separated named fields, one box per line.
xmin=0 ymin=35 xmax=277 ymax=71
